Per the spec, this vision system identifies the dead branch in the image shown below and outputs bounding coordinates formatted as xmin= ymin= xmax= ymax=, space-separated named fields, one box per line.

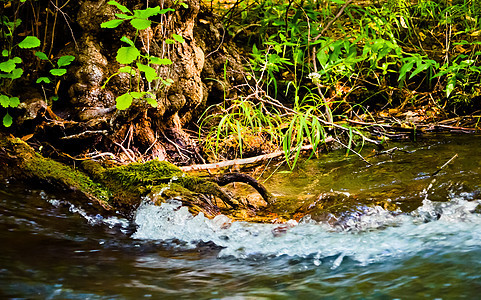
xmin=180 ymin=137 xmax=334 ymax=172
xmin=213 ymin=173 xmax=274 ymax=204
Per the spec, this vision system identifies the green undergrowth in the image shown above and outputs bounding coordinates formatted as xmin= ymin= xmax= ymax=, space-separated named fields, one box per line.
xmin=200 ymin=0 xmax=481 ymax=168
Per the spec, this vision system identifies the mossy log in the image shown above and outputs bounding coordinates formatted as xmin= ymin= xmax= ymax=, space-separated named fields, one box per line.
xmin=0 ymin=133 xmax=273 ymax=218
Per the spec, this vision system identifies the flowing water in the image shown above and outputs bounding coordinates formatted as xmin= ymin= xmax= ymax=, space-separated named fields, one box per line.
xmin=1 ymin=134 xmax=481 ymax=299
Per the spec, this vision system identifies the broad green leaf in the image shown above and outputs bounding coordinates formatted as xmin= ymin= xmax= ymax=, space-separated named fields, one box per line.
xmin=136 ymin=63 xmax=157 ymax=82
xmin=0 ymin=95 xmax=9 ymax=107
xmin=107 ymin=0 xmax=131 ymax=13
xmin=50 ymin=68 xmax=67 ymax=76
xmin=1 ymin=50 xmax=9 ymax=57
xmin=35 ymin=51 xmax=49 ymax=60
xmin=150 ymin=56 xmax=172 ymax=65
xmin=57 ymin=55 xmax=75 ymax=67
xmin=0 ymin=59 xmax=16 ymax=73
xmin=3 ymin=113 xmax=13 ymax=127
xmin=116 ymin=46 xmax=140 ymax=64
xmin=130 ymin=91 xmax=143 ymax=98
xmin=145 ymin=97 xmax=158 ymax=107
xmin=120 ymin=36 xmax=135 ymax=46
xmin=130 ymin=18 xmax=151 ymax=30
xmin=172 ymin=34 xmax=185 ymax=43
xmin=52 ymin=95 xmax=59 ymax=101
xmin=17 ymin=36 xmax=41 ymax=48
xmin=9 ymin=97 xmax=20 ymax=107
xmin=133 ymin=7 xmax=161 ymax=19
xmin=118 ymin=66 xmax=134 ymax=73
xmin=116 ymin=93 xmax=133 ymax=110
xmin=165 ymin=39 xmax=175 ymax=44
xmin=12 ymin=57 xmax=22 ymax=64
xmin=36 ymin=77 xmax=51 ymax=84
xmin=6 ymin=68 xmax=23 ymax=79
xmin=101 ymin=19 xmax=124 ymax=28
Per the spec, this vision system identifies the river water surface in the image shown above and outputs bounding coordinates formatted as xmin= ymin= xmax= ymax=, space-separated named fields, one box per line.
xmin=1 ymin=134 xmax=481 ymax=299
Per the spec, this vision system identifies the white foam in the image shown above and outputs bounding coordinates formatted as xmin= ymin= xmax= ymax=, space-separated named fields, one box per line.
xmin=131 ymin=195 xmax=481 ymax=268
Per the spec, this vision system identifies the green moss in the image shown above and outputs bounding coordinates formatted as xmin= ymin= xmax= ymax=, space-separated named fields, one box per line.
xmin=1 ymin=135 xmax=239 ymax=215
xmin=104 ymin=160 xmax=183 ymax=187
xmin=2 ymin=136 xmax=111 ymax=209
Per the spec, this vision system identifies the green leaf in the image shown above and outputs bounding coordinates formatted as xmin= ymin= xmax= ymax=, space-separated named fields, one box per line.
xmin=409 ymin=63 xmax=430 ymax=79
xmin=51 ymin=95 xmax=59 ymax=101
xmin=115 ymin=13 xmax=133 ymax=19
xmin=120 ymin=36 xmax=135 ymax=46
xmin=116 ymin=93 xmax=133 ymax=110
xmin=0 ymin=59 xmax=17 ymax=73
xmin=116 ymin=46 xmax=140 ymax=64
xmin=446 ymin=76 xmax=456 ymax=98
xmin=398 ymin=61 xmax=414 ymax=81
xmin=9 ymin=97 xmax=20 ymax=107
xmin=165 ymin=39 xmax=175 ymax=44
xmin=161 ymin=78 xmax=173 ymax=86
xmin=0 ymin=95 xmax=9 ymax=108
xmin=145 ymin=97 xmax=158 ymax=107
xmin=36 ymin=77 xmax=51 ymax=84
xmin=180 ymin=2 xmax=189 ymax=9
xmin=3 ymin=113 xmax=13 ymax=127
xmin=118 ymin=66 xmax=134 ymax=73
xmin=6 ymin=68 xmax=23 ymax=79
xmin=172 ymin=34 xmax=185 ymax=43
xmin=12 ymin=57 xmax=22 ymax=64
xmin=107 ymin=0 xmax=131 ymax=14
xmin=101 ymin=19 xmax=124 ymax=28
xmin=1 ymin=50 xmax=9 ymax=57
xmin=57 ymin=55 xmax=75 ymax=67
xmin=130 ymin=18 xmax=151 ymax=30
xmin=130 ymin=91 xmax=143 ymax=99
xmin=150 ymin=56 xmax=172 ymax=65
xmin=159 ymin=8 xmax=175 ymax=14
xmin=35 ymin=51 xmax=49 ymax=60
xmin=17 ymin=36 xmax=41 ymax=48
xmin=136 ymin=63 xmax=157 ymax=82
xmin=134 ymin=7 xmax=161 ymax=19
xmin=50 ymin=68 xmax=67 ymax=76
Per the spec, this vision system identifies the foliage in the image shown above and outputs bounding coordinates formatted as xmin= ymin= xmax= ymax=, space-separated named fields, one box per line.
xmin=35 ymin=51 xmax=75 ymax=103
xmin=0 ymin=2 xmax=41 ymax=127
xmin=101 ymin=0 xmax=180 ymax=110
xmin=199 ymin=0 xmax=481 ymax=167
xmin=200 ymin=99 xmax=283 ymax=159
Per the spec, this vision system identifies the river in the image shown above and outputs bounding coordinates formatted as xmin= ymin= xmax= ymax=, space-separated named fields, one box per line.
xmin=1 ymin=134 xmax=481 ymax=299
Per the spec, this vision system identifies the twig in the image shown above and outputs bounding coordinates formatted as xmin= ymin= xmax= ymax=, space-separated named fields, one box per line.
xmin=60 ymin=130 xmax=108 ymax=140
xmin=160 ymin=130 xmax=191 ymax=161
xmin=205 ymin=26 xmax=225 ymax=58
xmin=431 ymin=153 xmax=458 ymax=176
xmin=333 ymin=137 xmax=372 ymax=166
xmin=49 ymin=0 xmax=78 ymax=51
xmin=113 ymin=141 xmax=136 ymax=163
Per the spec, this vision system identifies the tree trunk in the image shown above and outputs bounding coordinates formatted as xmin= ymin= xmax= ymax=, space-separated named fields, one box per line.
xmin=14 ymin=0 xmax=244 ymax=165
